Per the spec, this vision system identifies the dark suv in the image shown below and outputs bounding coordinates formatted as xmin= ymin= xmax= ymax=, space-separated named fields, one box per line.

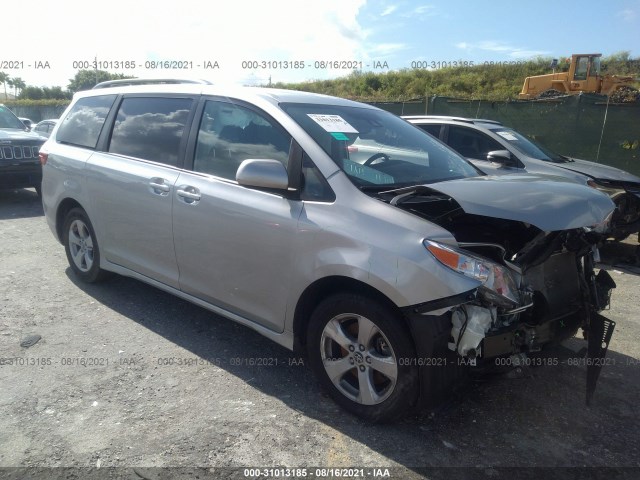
xmin=404 ymin=115 xmax=640 ymax=241
xmin=0 ymin=104 xmax=46 ymax=196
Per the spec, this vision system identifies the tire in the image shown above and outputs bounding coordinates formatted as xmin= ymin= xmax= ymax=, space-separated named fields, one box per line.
xmin=307 ymin=293 xmax=419 ymax=422
xmin=62 ymin=208 xmax=108 ymax=283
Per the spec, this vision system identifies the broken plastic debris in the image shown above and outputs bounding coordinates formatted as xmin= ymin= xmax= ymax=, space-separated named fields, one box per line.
xmin=448 ymin=306 xmax=493 ymax=357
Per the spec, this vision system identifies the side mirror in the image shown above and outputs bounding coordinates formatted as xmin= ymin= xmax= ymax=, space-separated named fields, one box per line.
xmin=487 ymin=150 xmax=516 ymax=167
xmin=236 ymin=159 xmax=289 ymax=190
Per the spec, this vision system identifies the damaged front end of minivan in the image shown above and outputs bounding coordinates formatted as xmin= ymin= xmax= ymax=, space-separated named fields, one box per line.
xmin=385 ymin=178 xmax=617 ymax=406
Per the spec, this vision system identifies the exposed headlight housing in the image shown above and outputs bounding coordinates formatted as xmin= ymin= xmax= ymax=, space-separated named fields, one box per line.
xmin=424 ymin=239 xmax=520 ymax=308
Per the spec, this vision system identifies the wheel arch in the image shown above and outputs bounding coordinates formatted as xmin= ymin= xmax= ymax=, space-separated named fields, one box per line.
xmin=55 ymin=198 xmax=86 ymax=244
xmin=292 ymin=276 xmax=412 ymax=353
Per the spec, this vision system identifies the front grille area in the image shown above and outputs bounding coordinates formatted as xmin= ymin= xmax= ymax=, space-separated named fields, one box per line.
xmin=0 ymin=145 xmax=41 ymax=160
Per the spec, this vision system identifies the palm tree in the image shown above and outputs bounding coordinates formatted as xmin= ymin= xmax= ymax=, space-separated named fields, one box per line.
xmin=6 ymin=78 xmax=15 ymax=99
xmin=12 ymin=77 xmax=26 ymax=98
xmin=0 ymin=72 xmax=8 ymax=100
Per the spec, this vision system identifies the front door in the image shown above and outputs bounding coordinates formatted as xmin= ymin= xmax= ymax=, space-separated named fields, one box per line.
xmin=172 ymin=99 xmax=302 ymax=331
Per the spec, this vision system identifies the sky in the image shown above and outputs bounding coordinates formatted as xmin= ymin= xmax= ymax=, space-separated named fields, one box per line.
xmin=3 ymin=0 xmax=639 ymax=90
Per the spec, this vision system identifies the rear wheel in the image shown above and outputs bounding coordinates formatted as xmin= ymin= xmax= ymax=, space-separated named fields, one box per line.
xmin=63 ymin=208 xmax=108 ymax=283
xmin=307 ymin=294 xmax=418 ymax=422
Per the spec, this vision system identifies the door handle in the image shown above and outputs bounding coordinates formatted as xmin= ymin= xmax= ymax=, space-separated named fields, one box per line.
xmin=176 ymin=187 xmax=201 ymax=203
xmin=149 ymin=178 xmax=171 ymax=195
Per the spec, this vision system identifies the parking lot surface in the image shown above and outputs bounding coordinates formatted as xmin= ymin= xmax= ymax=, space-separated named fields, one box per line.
xmin=1 ymin=189 xmax=639 ymax=479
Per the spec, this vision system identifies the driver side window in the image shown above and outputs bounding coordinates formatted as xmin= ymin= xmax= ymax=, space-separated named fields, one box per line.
xmin=448 ymin=126 xmax=502 ymax=160
xmin=194 ymin=101 xmax=291 ymax=180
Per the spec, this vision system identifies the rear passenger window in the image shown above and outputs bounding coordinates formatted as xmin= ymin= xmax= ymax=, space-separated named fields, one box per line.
xmin=194 ymin=100 xmax=291 ymax=180
xmin=108 ymin=97 xmax=193 ymax=166
xmin=56 ymin=95 xmax=116 ymax=149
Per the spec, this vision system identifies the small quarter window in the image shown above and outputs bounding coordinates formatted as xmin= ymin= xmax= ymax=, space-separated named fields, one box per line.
xmin=300 ymin=152 xmax=335 ymax=202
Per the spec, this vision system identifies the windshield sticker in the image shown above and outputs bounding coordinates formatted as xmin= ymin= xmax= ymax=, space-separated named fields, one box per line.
xmin=330 ymin=132 xmax=350 ymax=141
xmin=343 ymin=158 xmax=395 ymax=184
xmin=496 ymin=131 xmax=518 ymax=141
xmin=307 ymin=114 xmax=359 ymax=133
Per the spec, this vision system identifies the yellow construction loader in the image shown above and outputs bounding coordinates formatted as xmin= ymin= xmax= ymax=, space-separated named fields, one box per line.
xmin=519 ymin=53 xmax=637 ymax=101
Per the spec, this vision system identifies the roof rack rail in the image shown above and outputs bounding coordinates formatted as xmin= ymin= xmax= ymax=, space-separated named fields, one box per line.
xmin=404 ymin=115 xmax=503 ymax=126
xmin=92 ymin=78 xmax=212 ymax=89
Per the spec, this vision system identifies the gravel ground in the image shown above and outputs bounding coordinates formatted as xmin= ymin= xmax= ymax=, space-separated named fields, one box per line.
xmin=1 ymin=188 xmax=639 ymax=480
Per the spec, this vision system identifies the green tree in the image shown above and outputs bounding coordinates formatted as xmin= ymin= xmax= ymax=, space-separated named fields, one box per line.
xmin=42 ymin=86 xmax=71 ymax=100
xmin=0 ymin=72 xmax=8 ymax=100
xmin=67 ymin=70 xmax=132 ymax=93
xmin=20 ymin=86 xmax=44 ymax=100
xmin=6 ymin=78 xmax=15 ymax=99
xmin=11 ymin=77 xmax=26 ymax=97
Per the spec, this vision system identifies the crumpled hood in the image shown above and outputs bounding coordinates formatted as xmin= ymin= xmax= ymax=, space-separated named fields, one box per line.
xmin=557 ymin=157 xmax=640 ymax=185
xmin=0 ymin=128 xmax=45 ymax=142
xmin=428 ymin=175 xmax=615 ymax=231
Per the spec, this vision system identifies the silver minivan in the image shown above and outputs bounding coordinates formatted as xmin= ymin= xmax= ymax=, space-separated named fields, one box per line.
xmin=41 ymin=80 xmax=618 ymax=421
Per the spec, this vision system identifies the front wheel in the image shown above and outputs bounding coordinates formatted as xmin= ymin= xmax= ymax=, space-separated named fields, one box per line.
xmin=63 ymin=208 xmax=108 ymax=283
xmin=307 ymin=294 xmax=419 ymax=422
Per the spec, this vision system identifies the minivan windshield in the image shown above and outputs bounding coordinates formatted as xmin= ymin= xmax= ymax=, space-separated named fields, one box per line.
xmin=281 ymin=103 xmax=479 ymax=188
xmin=488 ymin=127 xmax=565 ymax=163
xmin=0 ymin=105 xmax=28 ymax=130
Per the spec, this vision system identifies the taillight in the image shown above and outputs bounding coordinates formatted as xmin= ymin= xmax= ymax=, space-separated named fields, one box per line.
xmin=39 ymin=151 xmax=48 ymax=166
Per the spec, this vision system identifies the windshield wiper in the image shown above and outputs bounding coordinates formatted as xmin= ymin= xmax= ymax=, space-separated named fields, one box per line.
xmin=378 ymin=185 xmax=450 ymax=206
